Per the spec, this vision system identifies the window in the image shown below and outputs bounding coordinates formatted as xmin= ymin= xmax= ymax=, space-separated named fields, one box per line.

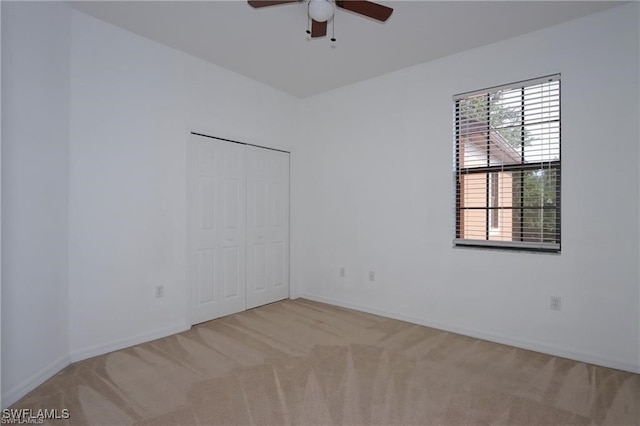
xmin=453 ymin=75 xmax=560 ymax=252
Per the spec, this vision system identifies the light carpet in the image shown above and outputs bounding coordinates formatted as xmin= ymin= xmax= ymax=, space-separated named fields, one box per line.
xmin=9 ymin=299 xmax=640 ymax=425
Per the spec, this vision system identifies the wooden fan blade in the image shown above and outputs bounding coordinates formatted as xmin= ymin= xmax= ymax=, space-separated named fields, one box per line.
xmin=248 ymin=0 xmax=299 ymax=8
xmin=310 ymin=19 xmax=327 ymax=38
xmin=335 ymin=1 xmax=393 ymax=22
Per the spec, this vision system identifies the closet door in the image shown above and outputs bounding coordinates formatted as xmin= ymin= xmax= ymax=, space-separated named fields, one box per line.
xmin=189 ymin=134 xmax=246 ymax=325
xmin=246 ymin=146 xmax=290 ymax=309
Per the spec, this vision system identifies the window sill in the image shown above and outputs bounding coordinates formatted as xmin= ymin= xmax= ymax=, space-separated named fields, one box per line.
xmin=453 ymin=240 xmax=560 ymax=254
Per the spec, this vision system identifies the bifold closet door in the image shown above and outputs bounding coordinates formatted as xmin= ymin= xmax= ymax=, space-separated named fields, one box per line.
xmin=189 ymin=134 xmax=290 ymax=325
xmin=246 ymin=146 xmax=290 ymax=309
xmin=189 ymin=134 xmax=247 ymax=325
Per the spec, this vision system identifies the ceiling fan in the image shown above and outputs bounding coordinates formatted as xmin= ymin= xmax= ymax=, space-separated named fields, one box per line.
xmin=247 ymin=0 xmax=393 ymax=39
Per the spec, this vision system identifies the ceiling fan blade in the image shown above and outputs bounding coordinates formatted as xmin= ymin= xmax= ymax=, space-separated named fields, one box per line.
xmin=310 ymin=19 xmax=327 ymax=38
xmin=335 ymin=1 xmax=393 ymax=22
xmin=247 ymin=0 xmax=299 ymax=8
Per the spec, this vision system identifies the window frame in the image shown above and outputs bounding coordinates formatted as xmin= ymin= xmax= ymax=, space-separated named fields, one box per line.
xmin=453 ymin=75 xmax=561 ymax=253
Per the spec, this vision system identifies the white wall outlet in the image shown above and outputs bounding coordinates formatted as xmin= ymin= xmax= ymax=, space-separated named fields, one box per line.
xmin=340 ymin=267 xmax=345 ymax=278
xmin=368 ymin=271 xmax=375 ymax=282
xmin=550 ymin=296 xmax=561 ymax=311
xmin=155 ymin=285 xmax=164 ymax=298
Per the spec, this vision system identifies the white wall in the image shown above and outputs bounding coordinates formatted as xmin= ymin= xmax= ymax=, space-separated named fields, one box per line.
xmin=295 ymin=3 xmax=640 ymax=373
xmin=67 ymin=9 xmax=297 ymax=360
xmin=1 ymin=1 xmax=71 ymax=406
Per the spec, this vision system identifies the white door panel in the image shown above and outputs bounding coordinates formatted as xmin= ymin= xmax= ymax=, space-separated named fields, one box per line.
xmin=246 ymin=146 xmax=289 ymax=309
xmin=189 ymin=134 xmax=246 ymax=324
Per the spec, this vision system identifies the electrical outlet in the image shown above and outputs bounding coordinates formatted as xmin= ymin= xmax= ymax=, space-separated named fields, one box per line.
xmin=550 ymin=296 xmax=561 ymax=311
xmin=155 ymin=285 xmax=164 ymax=298
xmin=340 ymin=267 xmax=345 ymax=278
xmin=369 ymin=271 xmax=375 ymax=282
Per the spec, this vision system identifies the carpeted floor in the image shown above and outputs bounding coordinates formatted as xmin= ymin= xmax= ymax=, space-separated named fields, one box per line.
xmin=9 ymin=298 xmax=640 ymax=425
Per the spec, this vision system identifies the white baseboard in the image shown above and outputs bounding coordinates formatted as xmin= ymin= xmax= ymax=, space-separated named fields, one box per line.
xmin=69 ymin=322 xmax=191 ymax=363
xmin=2 ymin=354 xmax=71 ymax=409
xmin=299 ymin=293 xmax=640 ymax=374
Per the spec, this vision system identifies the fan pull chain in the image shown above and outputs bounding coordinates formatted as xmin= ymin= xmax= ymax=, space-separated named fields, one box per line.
xmin=331 ymin=13 xmax=336 ymax=42
xmin=306 ymin=1 xmax=311 ymax=34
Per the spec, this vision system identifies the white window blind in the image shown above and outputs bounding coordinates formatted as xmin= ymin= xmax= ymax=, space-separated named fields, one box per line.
xmin=453 ymin=75 xmax=561 ymax=252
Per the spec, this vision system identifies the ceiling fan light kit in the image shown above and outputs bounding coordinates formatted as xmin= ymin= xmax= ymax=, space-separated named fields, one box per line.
xmin=308 ymin=0 xmax=335 ymax=22
xmin=248 ymin=0 xmax=393 ymax=40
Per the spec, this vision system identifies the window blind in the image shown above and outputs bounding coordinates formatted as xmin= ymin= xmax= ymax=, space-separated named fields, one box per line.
xmin=453 ymin=74 xmax=561 ymax=252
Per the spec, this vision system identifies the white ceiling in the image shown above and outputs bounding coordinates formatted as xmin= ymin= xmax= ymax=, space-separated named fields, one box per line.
xmin=70 ymin=0 xmax=626 ymax=98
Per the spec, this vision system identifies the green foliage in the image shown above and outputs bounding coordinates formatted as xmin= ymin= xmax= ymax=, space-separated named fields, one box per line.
xmin=518 ymin=169 xmax=559 ymax=243
xmin=458 ymin=92 xmax=531 ymax=149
